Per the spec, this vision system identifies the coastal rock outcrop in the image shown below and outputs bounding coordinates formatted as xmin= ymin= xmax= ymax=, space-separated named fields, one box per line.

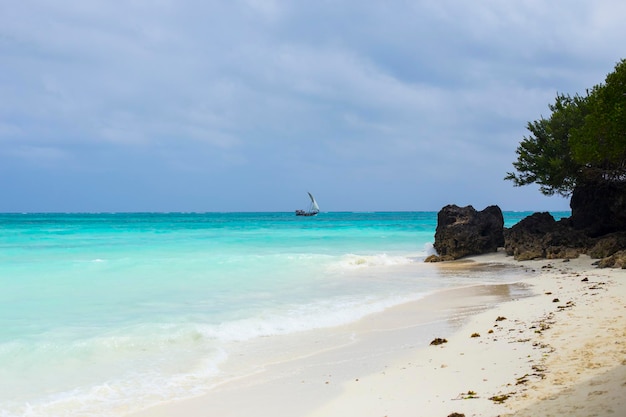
xmin=570 ymin=180 xmax=626 ymax=237
xmin=429 ymin=204 xmax=504 ymax=261
xmin=503 ymin=212 xmax=590 ymax=261
xmin=594 ymin=249 xmax=626 ymax=268
xmin=587 ymin=232 xmax=626 ymax=258
xmin=426 ymin=203 xmax=626 ymax=267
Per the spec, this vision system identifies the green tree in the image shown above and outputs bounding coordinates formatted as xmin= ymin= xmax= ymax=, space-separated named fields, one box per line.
xmin=570 ymin=59 xmax=626 ymax=182
xmin=506 ymin=59 xmax=626 ymax=195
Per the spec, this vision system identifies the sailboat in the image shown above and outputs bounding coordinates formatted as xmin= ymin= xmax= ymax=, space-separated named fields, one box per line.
xmin=295 ymin=192 xmax=320 ymax=216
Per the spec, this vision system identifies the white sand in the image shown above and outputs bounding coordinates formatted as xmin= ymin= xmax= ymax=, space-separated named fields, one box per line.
xmin=308 ymin=253 xmax=626 ymax=417
xmin=130 ymin=253 xmax=626 ymax=417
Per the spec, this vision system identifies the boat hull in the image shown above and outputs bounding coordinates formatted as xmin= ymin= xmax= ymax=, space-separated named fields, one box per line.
xmin=295 ymin=210 xmax=318 ymax=216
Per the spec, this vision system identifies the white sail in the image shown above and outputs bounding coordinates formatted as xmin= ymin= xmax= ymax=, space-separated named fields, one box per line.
xmin=308 ymin=192 xmax=320 ymax=212
xmin=296 ymin=192 xmax=320 ymax=216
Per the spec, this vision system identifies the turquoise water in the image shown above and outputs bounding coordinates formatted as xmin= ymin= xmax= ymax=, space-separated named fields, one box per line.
xmin=0 ymin=211 xmax=569 ymax=416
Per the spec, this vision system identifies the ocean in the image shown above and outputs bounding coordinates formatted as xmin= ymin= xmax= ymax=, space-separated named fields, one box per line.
xmin=0 ymin=211 xmax=569 ymax=417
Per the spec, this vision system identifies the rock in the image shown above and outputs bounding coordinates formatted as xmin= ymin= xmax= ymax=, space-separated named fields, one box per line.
xmin=594 ymin=250 xmax=626 ymax=269
xmin=588 ymin=232 xmax=626 ymax=267
xmin=587 ymin=232 xmax=626 ymax=258
xmin=430 ymin=337 xmax=448 ymax=345
xmin=424 ymin=254 xmax=443 ymax=263
xmin=429 ymin=202 xmax=626 ymax=266
xmin=570 ymin=180 xmax=626 ymax=237
xmin=432 ymin=205 xmax=504 ymax=260
xmin=503 ymin=212 xmax=590 ymax=261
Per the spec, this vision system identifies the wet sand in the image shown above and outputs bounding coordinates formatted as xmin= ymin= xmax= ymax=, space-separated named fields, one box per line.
xmin=130 ymin=252 xmax=626 ymax=417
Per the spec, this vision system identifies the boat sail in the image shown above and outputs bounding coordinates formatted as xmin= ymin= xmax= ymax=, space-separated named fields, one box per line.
xmin=295 ymin=192 xmax=320 ymax=216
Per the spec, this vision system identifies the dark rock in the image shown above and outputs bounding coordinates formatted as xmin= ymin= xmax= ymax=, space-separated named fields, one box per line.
xmin=430 ymin=337 xmax=448 ymax=346
xmin=587 ymin=232 xmax=626 ymax=258
xmin=432 ymin=205 xmax=504 ymax=260
xmin=503 ymin=212 xmax=590 ymax=261
xmin=570 ymin=180 xmax=626 ymax=237
xmin=429 ymin=200 xmax=626 ymax=266
xmin=447 ymin=413 xmax=465 ymax=417
xmin=594 ymin=250 xmax=626 ymax=269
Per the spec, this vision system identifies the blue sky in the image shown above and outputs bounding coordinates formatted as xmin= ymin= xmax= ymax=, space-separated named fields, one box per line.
xmin=1 ymin=1 xmax=624 ymax=212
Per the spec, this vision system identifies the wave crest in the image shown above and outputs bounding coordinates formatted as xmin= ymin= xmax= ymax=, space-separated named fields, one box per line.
xmin=334 ymin=253 xmax=415 ymax=269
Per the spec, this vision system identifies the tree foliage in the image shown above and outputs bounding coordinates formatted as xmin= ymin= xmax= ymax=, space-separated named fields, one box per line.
xmin=506 ymin=59 xmax=626 ymax=196
xmin=570 ymin=59 xmax=626 ymax=181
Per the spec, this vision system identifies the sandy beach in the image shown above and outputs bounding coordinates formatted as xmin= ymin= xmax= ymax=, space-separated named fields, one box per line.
xmin=131 ymin=252 xmax=626 ymax=417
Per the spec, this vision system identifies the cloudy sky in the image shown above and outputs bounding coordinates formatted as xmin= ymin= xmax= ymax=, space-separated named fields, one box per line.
xmin=1 ymin=1 xmax=624 ymax=212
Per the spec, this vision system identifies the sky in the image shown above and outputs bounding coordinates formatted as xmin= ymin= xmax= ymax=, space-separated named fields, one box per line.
xmin=1 ymin=1 xmax=625 ymax=213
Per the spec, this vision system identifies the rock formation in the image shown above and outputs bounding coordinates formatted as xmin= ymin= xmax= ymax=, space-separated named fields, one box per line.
xmin=587 ymin=232 xmax=626 ymax=258
xmin=502 ymin=213 xmax=626 ymax=266
xmin=427 ymin=200 xmax=626 ymax=267
xmin=428 ymin=204 xmax=504 ymax=261
xmin=570 ymin=180 xmax=626 ymax=237
xmin=503 ymin=212 xmax=590 ymax=261
xmin=594 ymin=249 xmax=626 ymax=268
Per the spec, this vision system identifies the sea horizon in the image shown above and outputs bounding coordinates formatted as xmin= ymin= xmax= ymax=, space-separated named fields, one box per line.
xmin=0 ymin=209 xmax=570 ymax=214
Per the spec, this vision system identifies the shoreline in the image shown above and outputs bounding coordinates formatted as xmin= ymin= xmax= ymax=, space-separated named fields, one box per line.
xmin=308 ymin=253 xmax=626 ymax=417
xmin=130 ymin=252 xmax=626 ymax=417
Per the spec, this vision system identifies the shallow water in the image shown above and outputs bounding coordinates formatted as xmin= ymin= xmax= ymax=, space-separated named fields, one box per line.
xmin=0 ymin=211 xmax=568 ymax=416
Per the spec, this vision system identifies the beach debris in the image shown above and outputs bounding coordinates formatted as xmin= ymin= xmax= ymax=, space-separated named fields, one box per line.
xmin=430 ymin=337 xmax=448 ymax=346
xmin=515 ymin=371 xmax=544 ymax=385
xmin=516 ymin=374 xmax=529 ymax=385
xmin=532 ymin=364 xmax=546 ymax=371
xmin=581 ymin=277 xmax=589 ymax=282
xmin=454 ymin=390 xmax=479 ymax=400
xmin=470 ymin=332 xmax=480 ymax=338
xmin=447 ymin=413 xmax=465 ymax=417
xmin=552 ymin=298 xmax=560 ymax=303
xmin=496 ymin=316 xmax=507 ymax=321
xmin=530 ymin=312 xmax=555 ymax=334
xmin=532 ymin=341 xmax=554 ymax=352
xmin=533 ymin=322 xmax=551 ymax=333
xmin=489 ymin=393 xmax=511 ymax=403
xmin=488 ymin=329 xmax=494 ymax=334
xmin=557 ymin=301 xmax=575 ymax=310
